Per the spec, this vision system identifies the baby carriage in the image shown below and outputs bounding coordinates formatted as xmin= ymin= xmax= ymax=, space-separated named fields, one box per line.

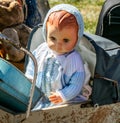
xmin=96 ymin=0 xmax=120 ymax=45
xmin=0 ymin=24 xmax=120 ymax=122
xmin=26 ymin=24 xmax=120 ymax=106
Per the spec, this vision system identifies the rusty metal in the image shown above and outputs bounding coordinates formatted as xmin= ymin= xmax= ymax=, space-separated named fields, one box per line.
xmin=0 ymin=102 xmax=120 ymax=123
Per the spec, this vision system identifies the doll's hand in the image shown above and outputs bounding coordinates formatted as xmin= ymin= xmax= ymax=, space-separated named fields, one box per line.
xmin=49 ymin=92 xmax=63 ymax=104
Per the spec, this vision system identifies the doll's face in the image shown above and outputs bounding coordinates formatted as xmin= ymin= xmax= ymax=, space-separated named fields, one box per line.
xmin=46 ymin=22 xmax=78 ymax=55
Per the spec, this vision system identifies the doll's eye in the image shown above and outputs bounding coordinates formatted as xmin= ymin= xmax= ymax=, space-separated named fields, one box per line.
xmin=63 ymin=39 xmax=69 ymax=43
xmin=50 ymin=36 xmax=56 ymax=41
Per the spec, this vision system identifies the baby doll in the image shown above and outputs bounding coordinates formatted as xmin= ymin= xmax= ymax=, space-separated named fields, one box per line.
xmin=25 ymin=4 xmax=88 ymax=110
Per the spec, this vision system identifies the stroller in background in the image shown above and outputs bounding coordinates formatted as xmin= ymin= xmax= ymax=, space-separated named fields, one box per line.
xmin=96 ymin=0 xmax=120 ymax=45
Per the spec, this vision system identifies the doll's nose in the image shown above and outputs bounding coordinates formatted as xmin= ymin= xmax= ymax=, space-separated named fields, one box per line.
xmin=56 ymin=42 xmax=62 ymax=49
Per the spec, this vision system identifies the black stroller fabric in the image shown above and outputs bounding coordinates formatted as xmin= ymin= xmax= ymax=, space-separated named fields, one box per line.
xmin=91 ymin=40 xmax=120 ymax=106
xmin=96 ymin=0 xmax=120 ymax=45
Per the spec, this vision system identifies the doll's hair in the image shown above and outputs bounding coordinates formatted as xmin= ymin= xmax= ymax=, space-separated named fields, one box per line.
xmin=46 ymin=10 xmax=78 ymax=31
